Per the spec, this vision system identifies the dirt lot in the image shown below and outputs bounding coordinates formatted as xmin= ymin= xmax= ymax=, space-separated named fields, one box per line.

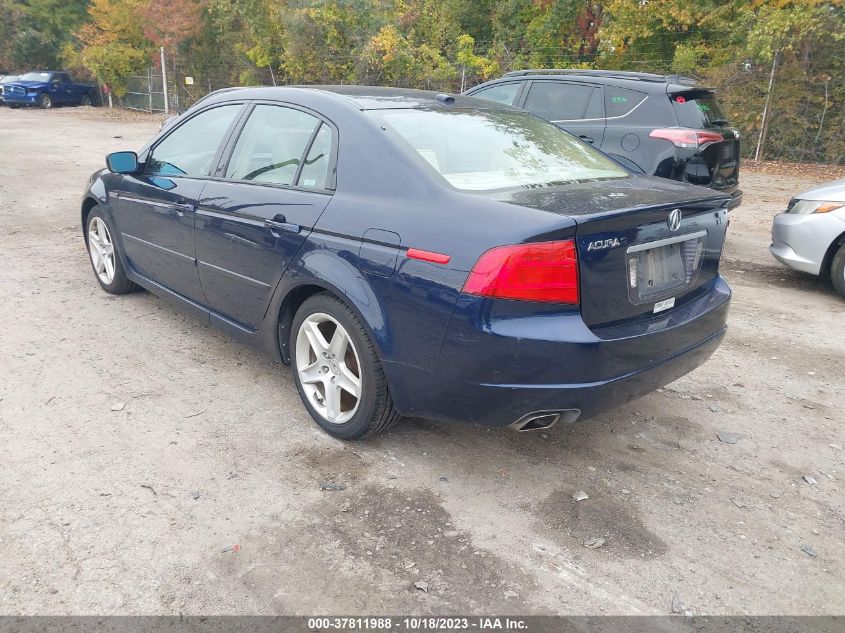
xmin=0 ymin=106 xmax=843 ymax=616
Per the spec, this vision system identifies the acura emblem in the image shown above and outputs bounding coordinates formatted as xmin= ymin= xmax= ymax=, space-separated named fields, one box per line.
xmin=667 ymin=209 xmax=682 ymax=231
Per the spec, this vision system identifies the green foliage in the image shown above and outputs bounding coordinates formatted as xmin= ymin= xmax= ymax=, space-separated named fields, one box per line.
xmin=4 ymin=0 xmax=842 ymax=162
xmin=0 ymin=0 xmax=89 ymax=69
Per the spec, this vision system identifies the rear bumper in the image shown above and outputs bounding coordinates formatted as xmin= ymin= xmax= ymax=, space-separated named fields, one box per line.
xmin=726 ymin=188 xmax=743 ymax=209
xmin=385 ymin=276 xmax=731 ymax=427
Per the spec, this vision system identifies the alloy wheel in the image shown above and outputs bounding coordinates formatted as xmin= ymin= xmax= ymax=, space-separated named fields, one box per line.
xmin=88 ymin=217 xmax=116 ymax=285
xmin=295 ymin=312 xmax=362 ymax=425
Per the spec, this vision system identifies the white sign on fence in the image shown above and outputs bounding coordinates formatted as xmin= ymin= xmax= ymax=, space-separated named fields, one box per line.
xmin=184 ymin=76 xmax=194 ymax=85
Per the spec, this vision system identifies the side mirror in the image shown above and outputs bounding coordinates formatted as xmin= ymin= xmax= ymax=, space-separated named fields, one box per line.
xmin=106 ymin=151 xmax=139 ymax=174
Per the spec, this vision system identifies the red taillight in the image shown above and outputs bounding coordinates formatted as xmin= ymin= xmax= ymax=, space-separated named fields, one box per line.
xmin=649 ymin=128 xmax=724 ymax=149
xmin=462 ymin=240 xmax=579 ymax=304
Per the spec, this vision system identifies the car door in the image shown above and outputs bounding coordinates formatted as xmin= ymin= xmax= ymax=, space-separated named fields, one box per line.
xmin=112 ymin=103 xmax=245 ymax=304
xmin=519 ymin=80 xmax=606 ymax=146
xmin=47 ymin=74 xmax=67 ymax=104
xmin=195 ymin=103 xmax=335 ymax=329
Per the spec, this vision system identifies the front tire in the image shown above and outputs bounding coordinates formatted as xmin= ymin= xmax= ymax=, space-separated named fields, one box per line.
xmin=38 ymin=93 xmax=52 ymax=109
xmin=80 ymin=94 xmax=91 ymax=107
xmin=291 ymin=293 xmax=400 ymax=439
xmin=85 ymin=207 xmax=136 ymax=294
xmin=831 ymin=243 xmax=845 ymax=299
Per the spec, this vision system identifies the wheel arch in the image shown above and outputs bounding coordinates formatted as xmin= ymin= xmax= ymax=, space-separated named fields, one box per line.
xmin=819 ymin=231 xmax=845 ymax=277
xmin=274 ymin=274 xmax=391 ymax=368
xmin=81 ymin=196 xmax=99 ymax=236
xmin=820 ymin=229 xmax=845 ymax=278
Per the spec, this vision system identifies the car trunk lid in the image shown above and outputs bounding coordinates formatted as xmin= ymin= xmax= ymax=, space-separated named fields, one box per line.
xmin=668 ymin=89 xmax=740 ymax=192
xmin=500 ymin=176 xmax=730 ymax=328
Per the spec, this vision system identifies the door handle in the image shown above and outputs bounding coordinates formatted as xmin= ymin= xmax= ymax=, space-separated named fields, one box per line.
xmin=579 ymin=135 xmax=595 ymax=144
xmin=264 ymin=214 xmax=301 ymax=235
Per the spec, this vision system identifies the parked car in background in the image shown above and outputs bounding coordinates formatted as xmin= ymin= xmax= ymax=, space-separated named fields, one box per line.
xmin=2 ymin=71 xmax=96 ymax=109
xmin=81 ymin=86 xmax=731 ymax=440
xmin=465 ymin=69 xmax=743 ymax=208
xmin=0 ymin=74 xmax=20 ymax=105
xmin=770 ymin=179 xmax=845 ymax=298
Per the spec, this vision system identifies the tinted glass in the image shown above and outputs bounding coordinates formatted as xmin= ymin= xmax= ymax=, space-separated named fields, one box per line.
xmin=19 ymin=72 xmax=51 ymax=82
xmin=297 ymin=123 xmax=333 ymax=189
xmin=226 ymin=105 xmax=320 ymax=185
xmin=472 ymin=82 xmax=521 ymax=105
xmin=604 ymin=86 xmax=646 ymax=117
xmin=671 ymin=91 xmax=729 ymax=128
xmin=375 ymin=109 xmax=628 ymax=191
xmin=584 ymin=87 xmax=603 ymax=118
xmin=523 ymin=82 xmax=595 ymax=121
xmin=147 ymin=105 xmax=241 ymax=177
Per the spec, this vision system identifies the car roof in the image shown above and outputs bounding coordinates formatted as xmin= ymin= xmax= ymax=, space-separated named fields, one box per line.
xmin=472 ymin=69 xmax=713 ymax=94
xmin=205 ymin=85 xmax=516 ymax=111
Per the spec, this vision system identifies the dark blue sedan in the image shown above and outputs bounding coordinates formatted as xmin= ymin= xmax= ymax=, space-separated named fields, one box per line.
xmin=81 ymin=86 xmax=731 ymax=439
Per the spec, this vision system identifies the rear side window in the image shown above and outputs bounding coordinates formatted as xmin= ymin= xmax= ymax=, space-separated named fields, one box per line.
xmin=297 ymin=123 xmax=333 ymax=189
xmin=523 ymin=82 xmax=600 ymax=121
xmin=146 ymin=104 xmax=242 ymax=177
xmin=604 ymin=87 xmax=646 ymax=117
xmin=671 ymin=91 xmax=729 ymax=129
xmin=226 ymin=105 xmax=321 ymax=186
xmin=471 ymin=82 xmax=521 ymax=106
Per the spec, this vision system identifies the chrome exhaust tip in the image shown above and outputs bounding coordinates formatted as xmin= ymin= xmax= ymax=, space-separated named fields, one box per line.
xmin=511 ymin=409 xmax=581 ymax=432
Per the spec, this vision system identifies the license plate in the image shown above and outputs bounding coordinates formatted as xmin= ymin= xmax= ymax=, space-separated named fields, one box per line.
xmin=626 ymin=231 xmax=707 ymax=304
xmin=634 ymin=242 xmax=686 ymax=299
xmin=653 ymin=297 xmax=675 ymax=313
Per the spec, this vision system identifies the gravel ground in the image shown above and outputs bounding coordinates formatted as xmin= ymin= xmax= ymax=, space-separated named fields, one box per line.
xmin=0 ymin=106 xmax=842 ymax=616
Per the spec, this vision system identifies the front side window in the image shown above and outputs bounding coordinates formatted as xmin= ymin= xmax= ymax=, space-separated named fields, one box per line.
xmin=146 ymin=104 xmax=242 ymax=177
xmin=471 ymin=83 xmax=521 ymax=106
xmin=226 ymin=105 xmax=321 ymax=186
xmin=523 ymin=82 xmax=597 ymax=121
xmin=375 ymin=108 xmax=629 ymax=192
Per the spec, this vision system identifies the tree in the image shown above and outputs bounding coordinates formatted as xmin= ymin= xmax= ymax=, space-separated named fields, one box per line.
xmin=77 ymin=0 xmax=152 ymax=96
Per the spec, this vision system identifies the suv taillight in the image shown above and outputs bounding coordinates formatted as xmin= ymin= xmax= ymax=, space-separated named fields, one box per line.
xmin=649 ymin=128 xmax=724 ymax=149
xmin=462 ymin=240 xmax=579 ymax=304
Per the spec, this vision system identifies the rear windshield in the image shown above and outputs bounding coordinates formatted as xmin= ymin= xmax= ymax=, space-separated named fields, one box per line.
xmin=372 ymin=109 xmax=629 ymax=191
xmin=671 ymin=91 xmax=729 ymax=128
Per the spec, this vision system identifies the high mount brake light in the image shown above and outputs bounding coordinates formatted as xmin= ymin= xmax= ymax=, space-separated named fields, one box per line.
xmin=462 ymin=240 xmax=579 ymax=304
xmin=649 ymin=128 xmax=724 ymax=149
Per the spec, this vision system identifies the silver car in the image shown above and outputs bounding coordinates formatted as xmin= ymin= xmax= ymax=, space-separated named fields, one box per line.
xmin=770 ymin=178 xmax=845 ymax=298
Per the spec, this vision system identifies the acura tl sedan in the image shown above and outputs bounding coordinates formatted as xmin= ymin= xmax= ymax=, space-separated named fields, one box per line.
xmin=770 ymin=178 xmax=845 ymax=298
xmin=82 ymin=86 xmax=731 ymax=439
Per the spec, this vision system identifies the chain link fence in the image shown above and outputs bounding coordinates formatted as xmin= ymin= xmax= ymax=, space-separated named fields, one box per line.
xmin=123 ymin=70 xmax=168 ymax=113
xmin=114 ymin=54 xmax=843 ymax=164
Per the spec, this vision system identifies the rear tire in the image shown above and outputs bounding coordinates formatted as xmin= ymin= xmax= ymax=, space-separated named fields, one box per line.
xmin=85 ymin=207 xmax=137 ymax=294
xmin=291 ymin=293 xmax=401 ymax=439
xmin=80 ymin=94 xmax=91 ymax=107
xmin=831 ymin=243 xmax=845 ymax=299
xmin=38 ymin=93 xmax=52 ymax=109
